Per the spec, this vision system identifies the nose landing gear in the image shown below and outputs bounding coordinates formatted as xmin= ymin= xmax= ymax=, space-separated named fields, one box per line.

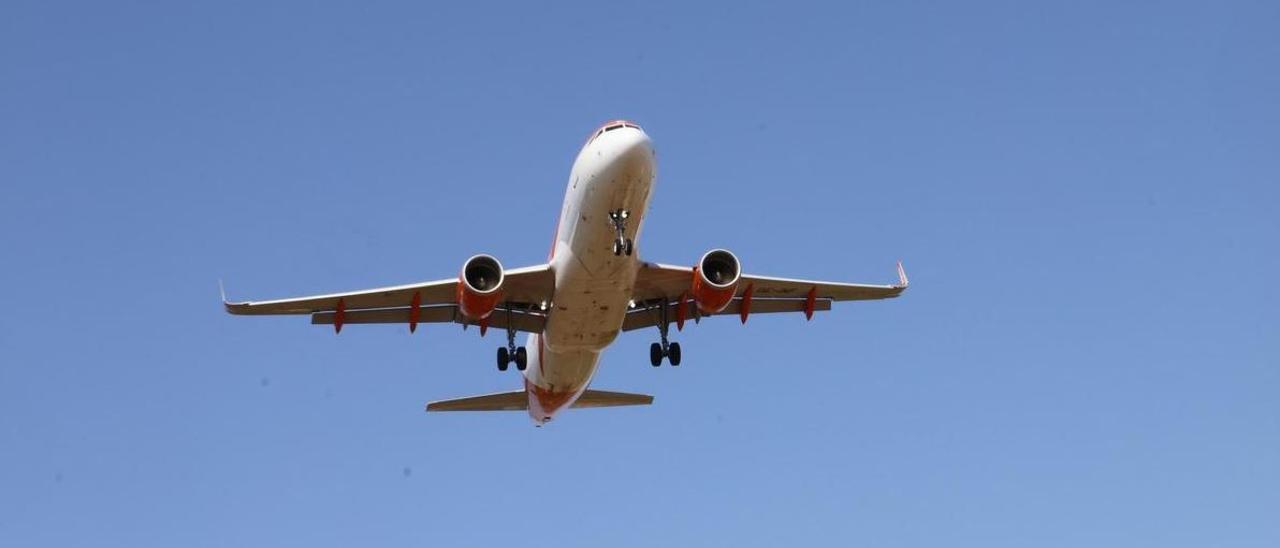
xmin=608 ymin=209 xmax=633 ymax=256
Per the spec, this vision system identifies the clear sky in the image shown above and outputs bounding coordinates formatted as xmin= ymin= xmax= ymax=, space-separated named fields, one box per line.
xmin=2 ymin=1 xmax=1277 ymax=546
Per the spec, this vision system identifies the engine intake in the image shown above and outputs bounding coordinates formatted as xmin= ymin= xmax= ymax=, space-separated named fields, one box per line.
xmin=691 ymin=249 xmax=741 ymax=314
xmin=457 ymin=254 xmax=505 ymax=320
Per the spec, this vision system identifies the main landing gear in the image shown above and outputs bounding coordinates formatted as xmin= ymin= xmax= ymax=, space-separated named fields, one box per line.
xmin=608 ymin=209 xmax=633 ymax=256
xmin=649 ymin=341 xmax=680 ymax=367
xmin=649 ymin=299 xmax=682 ymax=367
xmin=496 ymin=306 xmax=527 ymax=372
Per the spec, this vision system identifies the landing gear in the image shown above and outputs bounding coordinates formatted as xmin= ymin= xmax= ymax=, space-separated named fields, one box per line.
xmin=649 ymin=342 xmax=681 ymax=367
xmin=608 ymin=209 xmax=633 ymax=256
xmin=611 ymin=239 xmax=633 ymax=256
xmin=496 ymin=305 xmax=528 ymax=372
xmin=515 ymin=347 xmax=528 ymax=371
xmin=648 ymin=299 xmax=681 ymax=366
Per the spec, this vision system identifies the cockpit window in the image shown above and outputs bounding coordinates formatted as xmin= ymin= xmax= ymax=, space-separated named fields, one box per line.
xmin=587 ymin=121 xmax=642 ymax=144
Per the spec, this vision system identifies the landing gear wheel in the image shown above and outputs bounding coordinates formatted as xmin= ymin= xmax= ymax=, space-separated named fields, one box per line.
xmin=515 ymin=347 xmax=528 ymax=371
xmin=497 ymin=305 xmax=523 ymax=372
xmin=497 ymin=347 xmax=509 ymax=372
xmin=668 ymin=342 xmax=681 ymax=366
xmin=608 ymin=209 xmax=632 ymax=257
xmin=650 ymin=342 xmax=663 ymax=367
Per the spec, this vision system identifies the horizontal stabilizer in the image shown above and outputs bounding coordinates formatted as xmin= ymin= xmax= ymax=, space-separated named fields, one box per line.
xmin=426 ymin=390 xmax=527 ymax=412
xmin=572 ymin=389 xmax=654 ymax=408
xmin=426 ymin=389 xmax=653 ymax=412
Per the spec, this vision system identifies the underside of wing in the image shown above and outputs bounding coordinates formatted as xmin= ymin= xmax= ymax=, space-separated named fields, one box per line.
xmin=633 ymin=261 xmax=908 ymax=303
xmin=224 ymin=278 xmax=456 ymax=315
xmin=741 ymin=271 xmax=907 ymax=300
xmin=624 ymin=260 xmax=907 ymax=331
xmin=223 ymin=263 xmax=555 ymax=316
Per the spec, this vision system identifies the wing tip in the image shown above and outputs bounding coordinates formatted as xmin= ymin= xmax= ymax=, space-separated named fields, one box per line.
xmin=219 ymin=281 xmax=255 ymax=315
xmin=219 ymin=280 xmax=237 ymax=313
xmin=896 ymin=261 xmax=909 ymax=288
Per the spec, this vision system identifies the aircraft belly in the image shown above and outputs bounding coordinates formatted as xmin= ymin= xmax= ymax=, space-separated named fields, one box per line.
xmin=527 ymin=340 xmax=598 ymax=391
xmin=543 ymin=265 xmax=630 ymax=350
xmin=544 ymin=164 xmax=646 ymax=352
xmin=523 ymin=125 xmax=656 ymax=423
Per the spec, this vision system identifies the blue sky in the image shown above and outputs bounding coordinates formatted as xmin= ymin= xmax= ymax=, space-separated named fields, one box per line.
xmin=2 ymin=1 xmax=1277 ymax=546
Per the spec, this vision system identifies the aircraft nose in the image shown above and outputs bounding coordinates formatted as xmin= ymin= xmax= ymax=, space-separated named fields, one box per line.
xmin=615 ymin=127 xmax=653 ymax=162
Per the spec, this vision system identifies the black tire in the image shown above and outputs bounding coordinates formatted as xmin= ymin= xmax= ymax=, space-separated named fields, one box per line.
xmin=612 ymin=240 xmax=622 ymax=256
xmin=497 ymin=347 xmax=509 ymax=371
xmin=668 ymin=342 xmax=681 ymax=366
xmin=624 ymin=239 xmax=633 ymax=256
xmin=515 ymin=347 xmax=528 ymax=371
xmin=649 ymin=342 xmax=663 ymax=367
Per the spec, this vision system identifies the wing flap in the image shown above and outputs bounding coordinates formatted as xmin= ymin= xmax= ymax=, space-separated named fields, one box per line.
xmin=312 ymin=306 xmax=457 ymax=325
xmin=620 ymin=298 xmax=832 ymax=332
xmin=311 ymin=305 xmax=547 ymax=334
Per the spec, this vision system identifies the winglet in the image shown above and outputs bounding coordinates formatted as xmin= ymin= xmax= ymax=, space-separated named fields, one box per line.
xmin=896 ymin=261 xmax=909 ymax=288
xmin=219 ymin=279 xmax=244 ymax=314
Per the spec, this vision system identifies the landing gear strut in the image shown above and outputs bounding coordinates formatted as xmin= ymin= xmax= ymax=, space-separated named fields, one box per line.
xmin=649 ymin=299 xmax=681 ymax=367
xmin=608 ymin=209 xmax=633 ymax=256
xmin=495 ymin=305 xmax=527 ymax=372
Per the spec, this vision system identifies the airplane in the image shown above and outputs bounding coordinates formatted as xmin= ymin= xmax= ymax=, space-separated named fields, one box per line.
xmin=223 ymin=120 xmax=908 ymax=425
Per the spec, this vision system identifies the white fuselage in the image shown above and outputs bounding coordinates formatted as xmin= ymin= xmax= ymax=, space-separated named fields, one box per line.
xmin=522 ymin=123 xmax=656 ymax=423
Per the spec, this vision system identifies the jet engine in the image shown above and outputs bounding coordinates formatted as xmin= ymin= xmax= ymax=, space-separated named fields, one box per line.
xmin=691 ymin=249 xmax=741 ymax=314
xmin=457 ymin=254 xmax=505 ymax=320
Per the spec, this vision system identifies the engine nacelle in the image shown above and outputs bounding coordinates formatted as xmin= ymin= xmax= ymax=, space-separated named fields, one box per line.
xmin=691 ymin=249 xmax=741 ymax=314
xmin=457 ymin=254 xmax=505 ymax=320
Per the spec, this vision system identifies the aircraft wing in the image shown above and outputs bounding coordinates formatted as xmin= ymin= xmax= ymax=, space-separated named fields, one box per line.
xmin=310 ymin=304 xmax=548 ymax=334
xmin=632 ymin=260 xmax=907 ymax=303
xmin=224 ymin=263 xmax=555 ymax=323
xmin=624 ymin=261 xmax=907 ymax=331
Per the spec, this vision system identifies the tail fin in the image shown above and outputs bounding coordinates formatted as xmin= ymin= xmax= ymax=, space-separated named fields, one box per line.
xmin=425 ymin=389 xmax=653 ymax=412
